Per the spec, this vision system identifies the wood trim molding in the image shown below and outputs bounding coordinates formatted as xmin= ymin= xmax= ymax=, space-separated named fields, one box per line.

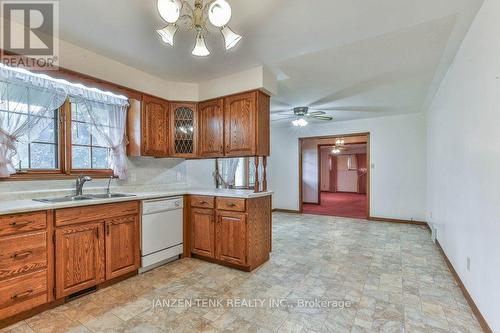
xmin=368 ymin=216 xmax=428 ymax=226
xmin=435 ymin=240 xmax=492 ymax=333
xmin=298 ymin=133 xmax=371 ymax=215
xmin=272 ymin=209 xmax=300 ymax=214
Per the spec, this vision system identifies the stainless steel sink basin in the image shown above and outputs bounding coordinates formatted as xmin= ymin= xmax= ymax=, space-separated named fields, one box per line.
xmin=33 ymin=193 xmax=135 ymax=203
xmin=34 ymin=195 xmax=94 ymax=203
xmin=88 ymin=193 xmax=136 ymax=199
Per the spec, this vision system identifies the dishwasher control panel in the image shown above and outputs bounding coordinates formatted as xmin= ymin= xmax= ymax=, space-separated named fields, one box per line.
xmin=142 ymin=197 xmax=183 ymax=215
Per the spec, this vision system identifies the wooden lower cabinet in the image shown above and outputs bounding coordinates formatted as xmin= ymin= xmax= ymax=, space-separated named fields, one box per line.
xmin=54 ymin=202 xmax=140 ymax=299
xmin=190 ymin=195 xmax=271 ymax=271
xmin=105 ymin=215 xmax=140 ymax=280
xmin=55 ymin=222 xmax=104 ymax=299
xmin=191 ymin=208 xmax=215 ymax=258
xmin=215 ymin=211 xmax=247 ymax=266
xmin=0 ymin=211 xmax=51 ymax=322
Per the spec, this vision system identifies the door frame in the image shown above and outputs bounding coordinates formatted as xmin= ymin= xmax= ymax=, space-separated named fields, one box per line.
xmin=299 ymin=132 xmax=371 ymax=216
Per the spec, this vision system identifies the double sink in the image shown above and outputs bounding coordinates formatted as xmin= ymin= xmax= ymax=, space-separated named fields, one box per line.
xmin=34 ymin=193 xmax=135 ymax=204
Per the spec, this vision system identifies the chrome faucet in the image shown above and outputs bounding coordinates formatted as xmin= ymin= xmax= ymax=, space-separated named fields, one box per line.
xmin=106 ymin=176 xmax=115 ymax=194
xmin=75 ymin=175 xmax=92 ymax=196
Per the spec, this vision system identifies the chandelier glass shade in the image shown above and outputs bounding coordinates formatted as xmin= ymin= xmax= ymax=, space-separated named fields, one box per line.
xmin=156 ymin=0 xmax=242 ymax=56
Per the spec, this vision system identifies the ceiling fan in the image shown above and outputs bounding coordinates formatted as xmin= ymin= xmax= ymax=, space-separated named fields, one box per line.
xmin=273 ymin=107 xmax=333 ymax=127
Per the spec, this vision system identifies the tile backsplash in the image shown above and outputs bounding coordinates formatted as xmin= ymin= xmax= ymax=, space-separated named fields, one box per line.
xmin=0 ymin=157 xmax=209 ymax=200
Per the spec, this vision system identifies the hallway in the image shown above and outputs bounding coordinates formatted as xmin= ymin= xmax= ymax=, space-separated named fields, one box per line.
xmin=303 ymin=192 xmax=368 ymax=219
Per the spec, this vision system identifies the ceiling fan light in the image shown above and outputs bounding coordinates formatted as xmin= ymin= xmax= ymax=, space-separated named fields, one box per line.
xmin=156 ymin=24 xmax=178 ymax=46
xmin=292 ymin=118 xmax=308 ymax=127
xmin=221 ymin=26 xmax=242 ymax=50
xmin=192 ymin=33 xmax=210 ymax=57
xmin=208 ymin=0 xmax=232 ymax=27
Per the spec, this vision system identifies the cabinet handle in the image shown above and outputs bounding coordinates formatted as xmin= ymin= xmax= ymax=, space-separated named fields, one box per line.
xmin=11 ymin=251 xmax=32 ymax=260
xmin=11 ymin=289 xmax=33 ymax=300
xmin=199 ymin=201 xmax=207 ymax=205
xmin=9 ymin=221 xmax=31 ymax=227
xmin=227 ymin=203 xmax=237 ymax=207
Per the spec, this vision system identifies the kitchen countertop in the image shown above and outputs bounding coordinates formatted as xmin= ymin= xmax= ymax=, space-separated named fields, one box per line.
xmin=0 ymin=189 xmax=273 ymax=216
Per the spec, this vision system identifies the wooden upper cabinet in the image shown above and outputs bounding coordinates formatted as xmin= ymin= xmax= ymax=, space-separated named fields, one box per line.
xmin=170 ymin=102 xmax=198 ymax=158
xmin=55 ymin=222 xmax=104 ymax=299
xmin=128 ymin=90 xmax=270 ymax=159
xmin=134 ymin=95 xmax=169 ymax=157
xmin=224 ymin=91 xmax=270 ymax=157
xmin=198 ymin=99 xmax=224 ymax=157
xmin=105 ymin=215 xmax=140 ymax=280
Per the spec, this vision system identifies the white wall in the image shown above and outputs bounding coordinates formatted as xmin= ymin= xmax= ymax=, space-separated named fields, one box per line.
xmin=301 ymin=140 xmax=318 ymax=203
xmin=336 ymin=155 xmax=358 ymax=193
xmin=58 ymin=37 xmax=199 ymax=101
xmin=426 ymin=0 xmax=499 ymax=330
xmin=268 ymin=113 xmax=426 ymax=221
xmin=198 ymin=66 xmax=278 ymax=101
xmin=320 ymin=149 xmax=330 ymax=191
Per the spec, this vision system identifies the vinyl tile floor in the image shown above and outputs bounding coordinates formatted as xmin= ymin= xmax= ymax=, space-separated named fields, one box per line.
xmin=1 ymin=213 xmax=482 ymax=333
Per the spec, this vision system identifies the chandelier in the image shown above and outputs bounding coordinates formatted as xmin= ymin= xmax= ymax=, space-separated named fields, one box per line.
xmin=156 ymin=0 xmax=242 ymax=57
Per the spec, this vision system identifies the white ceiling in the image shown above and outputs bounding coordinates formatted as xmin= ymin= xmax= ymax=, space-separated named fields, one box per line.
xmin=58 ymin=0 xmax=483 ymax=123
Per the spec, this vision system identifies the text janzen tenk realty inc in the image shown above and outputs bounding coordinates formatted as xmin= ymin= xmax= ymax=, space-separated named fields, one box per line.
xmin=151 ymin=297 xmax=352 ymax=310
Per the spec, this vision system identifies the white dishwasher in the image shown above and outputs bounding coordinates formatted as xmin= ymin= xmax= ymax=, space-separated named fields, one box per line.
xmin=140 ymin=197 xmax=183 ymax=273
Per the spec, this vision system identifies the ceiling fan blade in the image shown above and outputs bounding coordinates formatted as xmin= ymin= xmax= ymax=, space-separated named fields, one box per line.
xmin=272 ymin=111 xmax=295 ymax=116
xmin=271 ymin=116 xmax=295 ymax=121
xmin=310 ymin=106 xmax=390 ymax=112
xmin=270 ymin=109 xmax=293 ymax=114
xmin=309 ymin=115 xmax=333 ymax=121
xmin=308 ymin=111 xmax=326 ymax=116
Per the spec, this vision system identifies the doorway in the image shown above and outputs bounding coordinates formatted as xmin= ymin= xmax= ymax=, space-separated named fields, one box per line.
xmin=299 ymin=133 xmax=370 ymax=219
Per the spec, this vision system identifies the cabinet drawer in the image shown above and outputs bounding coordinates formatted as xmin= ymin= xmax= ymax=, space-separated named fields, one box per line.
xmin=216 ymin=197 xmax=246 ymax=212
xmin=191 ymin=196 xmax=215 ymax=209
xmin=55 ymin=201 xmax=139 ymax=226
xmin=0 ymin=270 xmax=47 ymax=319
xmin=0 ymin=231 xmax=47 ymax=280
xmin=0 ymin=211 xmax=47 ymax=237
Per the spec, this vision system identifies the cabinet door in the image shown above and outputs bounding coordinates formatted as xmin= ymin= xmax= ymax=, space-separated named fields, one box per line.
xmin=215 ymin=211 xmax=247 ymax=266
xmin=105 ymin=215 xmax=140 ymax=280
xmin=191 ymin=208 xmax=215 ymax=258
xmin=224 ymin=92 xmax=256 ymax=156
xmin=170 ymin=103 xmax=198 ymax=158
xmin=199 ymin=99 xmax=224 ymax=157
xmin=142 ymin=95 xmax=169 ymax=157
xmin=55 ymin=223 xmax=104 ymax=299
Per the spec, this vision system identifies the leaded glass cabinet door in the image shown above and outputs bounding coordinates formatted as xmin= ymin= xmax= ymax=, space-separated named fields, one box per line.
xmin=170 ymin=103 xmax=198 ymax=158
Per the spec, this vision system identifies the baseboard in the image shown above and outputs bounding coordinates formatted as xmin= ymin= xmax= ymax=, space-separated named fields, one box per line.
xmin=435 ymin=240 xmax=492 ymax=333
xmin=272 ymin=209 xmax=300 ymax=214
xmin=368 ymin=216 xmax=428 ymax=226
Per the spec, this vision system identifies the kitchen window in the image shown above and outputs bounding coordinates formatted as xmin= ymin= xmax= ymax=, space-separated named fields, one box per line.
xmin=8 ymin=99 xmax=113 ymax=179
xmin=2 ymin=107 xmax=59 ymax=171
xmin=0 ymin=64 xmax=129 ymax=180
xmin=70 ymin=100 xmax=111 ymax=171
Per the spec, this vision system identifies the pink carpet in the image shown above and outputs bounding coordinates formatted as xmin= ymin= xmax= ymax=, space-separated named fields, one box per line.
xmin=303 ymin=192 xmax=368 ymax=219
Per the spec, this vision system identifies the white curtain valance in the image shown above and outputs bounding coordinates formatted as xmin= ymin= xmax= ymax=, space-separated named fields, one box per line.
xmin=0 ymin=64 xmax=129 ymax=178
xmin=0 ymin=64 xmax=129 ymax=107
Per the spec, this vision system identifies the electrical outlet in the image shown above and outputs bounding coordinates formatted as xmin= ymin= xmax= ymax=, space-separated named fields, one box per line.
xmin=467 ymin=257 xmax=471 ymax=272
xmin=371 ymin=163 xmax=375 ymax=169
